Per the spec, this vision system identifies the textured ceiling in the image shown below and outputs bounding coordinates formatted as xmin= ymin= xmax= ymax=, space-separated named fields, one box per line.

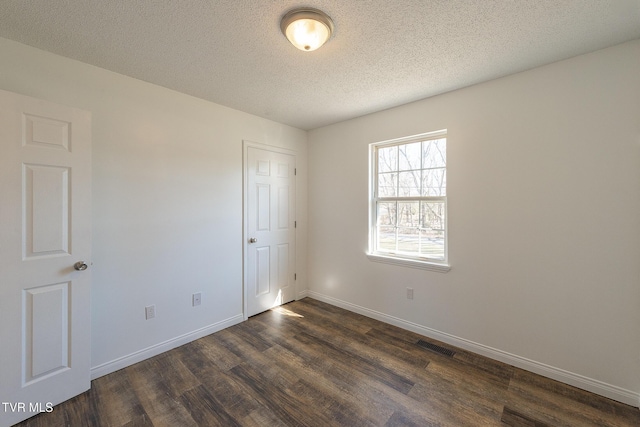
xmin=0 ymin=1 xmax=639 ymax=130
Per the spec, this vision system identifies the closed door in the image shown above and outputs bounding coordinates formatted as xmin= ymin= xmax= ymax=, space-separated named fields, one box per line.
xmin=0 ymin=90 xmax=92 ymax=427
xmin=244 ymin=144 xmax=296 ymax=317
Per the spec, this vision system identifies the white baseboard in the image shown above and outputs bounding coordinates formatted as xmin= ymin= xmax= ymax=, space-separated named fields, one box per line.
xmin=296 ymin=289 xmax=310 ymax=300
xmin=90 ymin=314 xmax=244 ymax=380
xmin=306 ymin=291 xmax=640 ymax=407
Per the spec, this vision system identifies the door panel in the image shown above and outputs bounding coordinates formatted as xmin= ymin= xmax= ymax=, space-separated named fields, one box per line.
xmin=257 ymin=183 xmax=270 ymax=231
xmin=277 ymin=186 xmax=289 ymax=229
xmin=277 ymin=244 xmax=289 ymax=289
xmin=245 ymin=145 xmax=295 ymax=317
xmin=256 ymin=246 xmax=271 ymax=296
xmin=23 ymin=164 xmax=70 ymax=257
xmin=0 ymin=89 xmax=91 ymax=427
xmin=25 ymin=282 xmax=70 ymax=382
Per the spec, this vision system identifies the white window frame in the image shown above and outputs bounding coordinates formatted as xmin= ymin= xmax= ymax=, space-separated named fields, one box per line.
xmin=367 ymin=130 xmax=450 ymax=272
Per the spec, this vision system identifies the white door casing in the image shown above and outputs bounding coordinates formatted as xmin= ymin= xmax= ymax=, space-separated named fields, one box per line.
xmin=244 ymin=142 xmax=296 ymax=318
xmin=0 ymin=90 xmax=92 ymax=427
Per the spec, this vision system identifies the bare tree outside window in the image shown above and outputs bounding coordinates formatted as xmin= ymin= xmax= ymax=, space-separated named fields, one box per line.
xmin=372 ymin=134 xmax=447 ymax=262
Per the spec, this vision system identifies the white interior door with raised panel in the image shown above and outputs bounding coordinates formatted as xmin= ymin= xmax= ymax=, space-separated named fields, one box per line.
xmin=0 ymin=89 xmax=91 ymax=427
xmin=244 ymin=143 xmax=296 ymax=318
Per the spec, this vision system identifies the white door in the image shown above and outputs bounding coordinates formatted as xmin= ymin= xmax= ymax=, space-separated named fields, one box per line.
xmin=0 ymin=90 xmax=92 ymax=427
xmin=244 ymin=143 xmax=296 ymax=317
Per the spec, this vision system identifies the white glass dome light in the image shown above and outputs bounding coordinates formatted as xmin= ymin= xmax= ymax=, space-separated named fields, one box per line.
xmin=281 ymin=8 xmax=334 ymax=52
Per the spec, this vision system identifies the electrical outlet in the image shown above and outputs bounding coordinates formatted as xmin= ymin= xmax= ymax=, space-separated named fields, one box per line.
xmin=145 ymin=305 xmax=155 ymax=320
xmin=406 ymin=287 xmax=414 ymax=300
xmin=192 ymin=292 xmax=202 ymax=307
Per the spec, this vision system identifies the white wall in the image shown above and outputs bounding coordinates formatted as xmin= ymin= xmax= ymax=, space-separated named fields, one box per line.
xmin=0 ymin=37 xmax=308 ymax=375
xmin=308 ymin=40 xmax=640 ymax=404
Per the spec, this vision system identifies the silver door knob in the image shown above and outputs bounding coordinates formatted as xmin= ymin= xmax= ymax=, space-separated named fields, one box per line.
xmin=249 ymin=238 xmax=258 ymax=243
xmin=74 ymin=261 xmax=88 ymax=271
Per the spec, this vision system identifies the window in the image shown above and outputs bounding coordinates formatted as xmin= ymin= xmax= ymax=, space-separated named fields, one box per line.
xmin=368 ymin=130 xmax=449 ymax=271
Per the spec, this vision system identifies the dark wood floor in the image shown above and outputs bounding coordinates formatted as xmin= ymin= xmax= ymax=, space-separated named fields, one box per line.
xmin=15 ymin=298 xmax=640 ymax=426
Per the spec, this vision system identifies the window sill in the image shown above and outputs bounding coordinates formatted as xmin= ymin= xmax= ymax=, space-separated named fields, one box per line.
xmin=366 ymin=253 xmax=451 ymax=273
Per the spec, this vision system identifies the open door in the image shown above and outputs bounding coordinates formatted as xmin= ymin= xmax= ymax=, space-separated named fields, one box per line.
xmin=0 ymin=90 xmax=92 ymax=427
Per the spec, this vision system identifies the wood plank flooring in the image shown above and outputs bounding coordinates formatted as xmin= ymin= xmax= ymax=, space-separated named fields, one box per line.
xmin=14 ymin=298 xmax=640 ymax=426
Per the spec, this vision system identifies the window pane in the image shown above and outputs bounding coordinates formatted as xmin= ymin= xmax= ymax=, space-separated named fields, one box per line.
xmin=420 ymin=201 xmax=445 ymax=259
xmin=378 ymin=146 xmax=397 ymax=173
xmin=376 ymin=202 xmax=397 ymax=226
xmin=398 ymin=202 xmax=419 ymax=227
xmin=377 ymin=202 xmax=397 ymax=252
xmin=419 ymin=229 xmax=445 ymax=259
xmin=377 ymin=226 xmax=396 ymax=252
xmin=422 ymin=168 xmax=446 ymax=196
xmin=423 ymin=138 xmax=446 ymax=168
xmin=420 ymin=201 xmax=445 ymax=232
xmin=398 ymin=171 xmax=421 ymax=196
xmin=378 ymin=172 xmax=397 ymax=197
xmin=399 ymin=142 xmax=421 ymax=171
xmin=397 ymin=227 xmax=419 ymax=253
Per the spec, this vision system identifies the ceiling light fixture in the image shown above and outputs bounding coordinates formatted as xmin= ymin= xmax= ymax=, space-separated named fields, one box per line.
xmin=280 ymin=8 xmax=334 ymax=52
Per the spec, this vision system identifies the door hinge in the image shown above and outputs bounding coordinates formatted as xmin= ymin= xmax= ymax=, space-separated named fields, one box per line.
xmin=294 ymin=273 xmax=297 ymax=280
xmin=294 ymin=168 xmax=297 ymax=175
xmin=294 ymin=221 xmax=297 ymax=228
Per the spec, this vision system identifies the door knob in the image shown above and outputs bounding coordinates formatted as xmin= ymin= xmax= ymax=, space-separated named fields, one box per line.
xmin=249 ymin=238 xmax=258 ymax=243
xmin=74 ymin=261 xmax=88 ymax=271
